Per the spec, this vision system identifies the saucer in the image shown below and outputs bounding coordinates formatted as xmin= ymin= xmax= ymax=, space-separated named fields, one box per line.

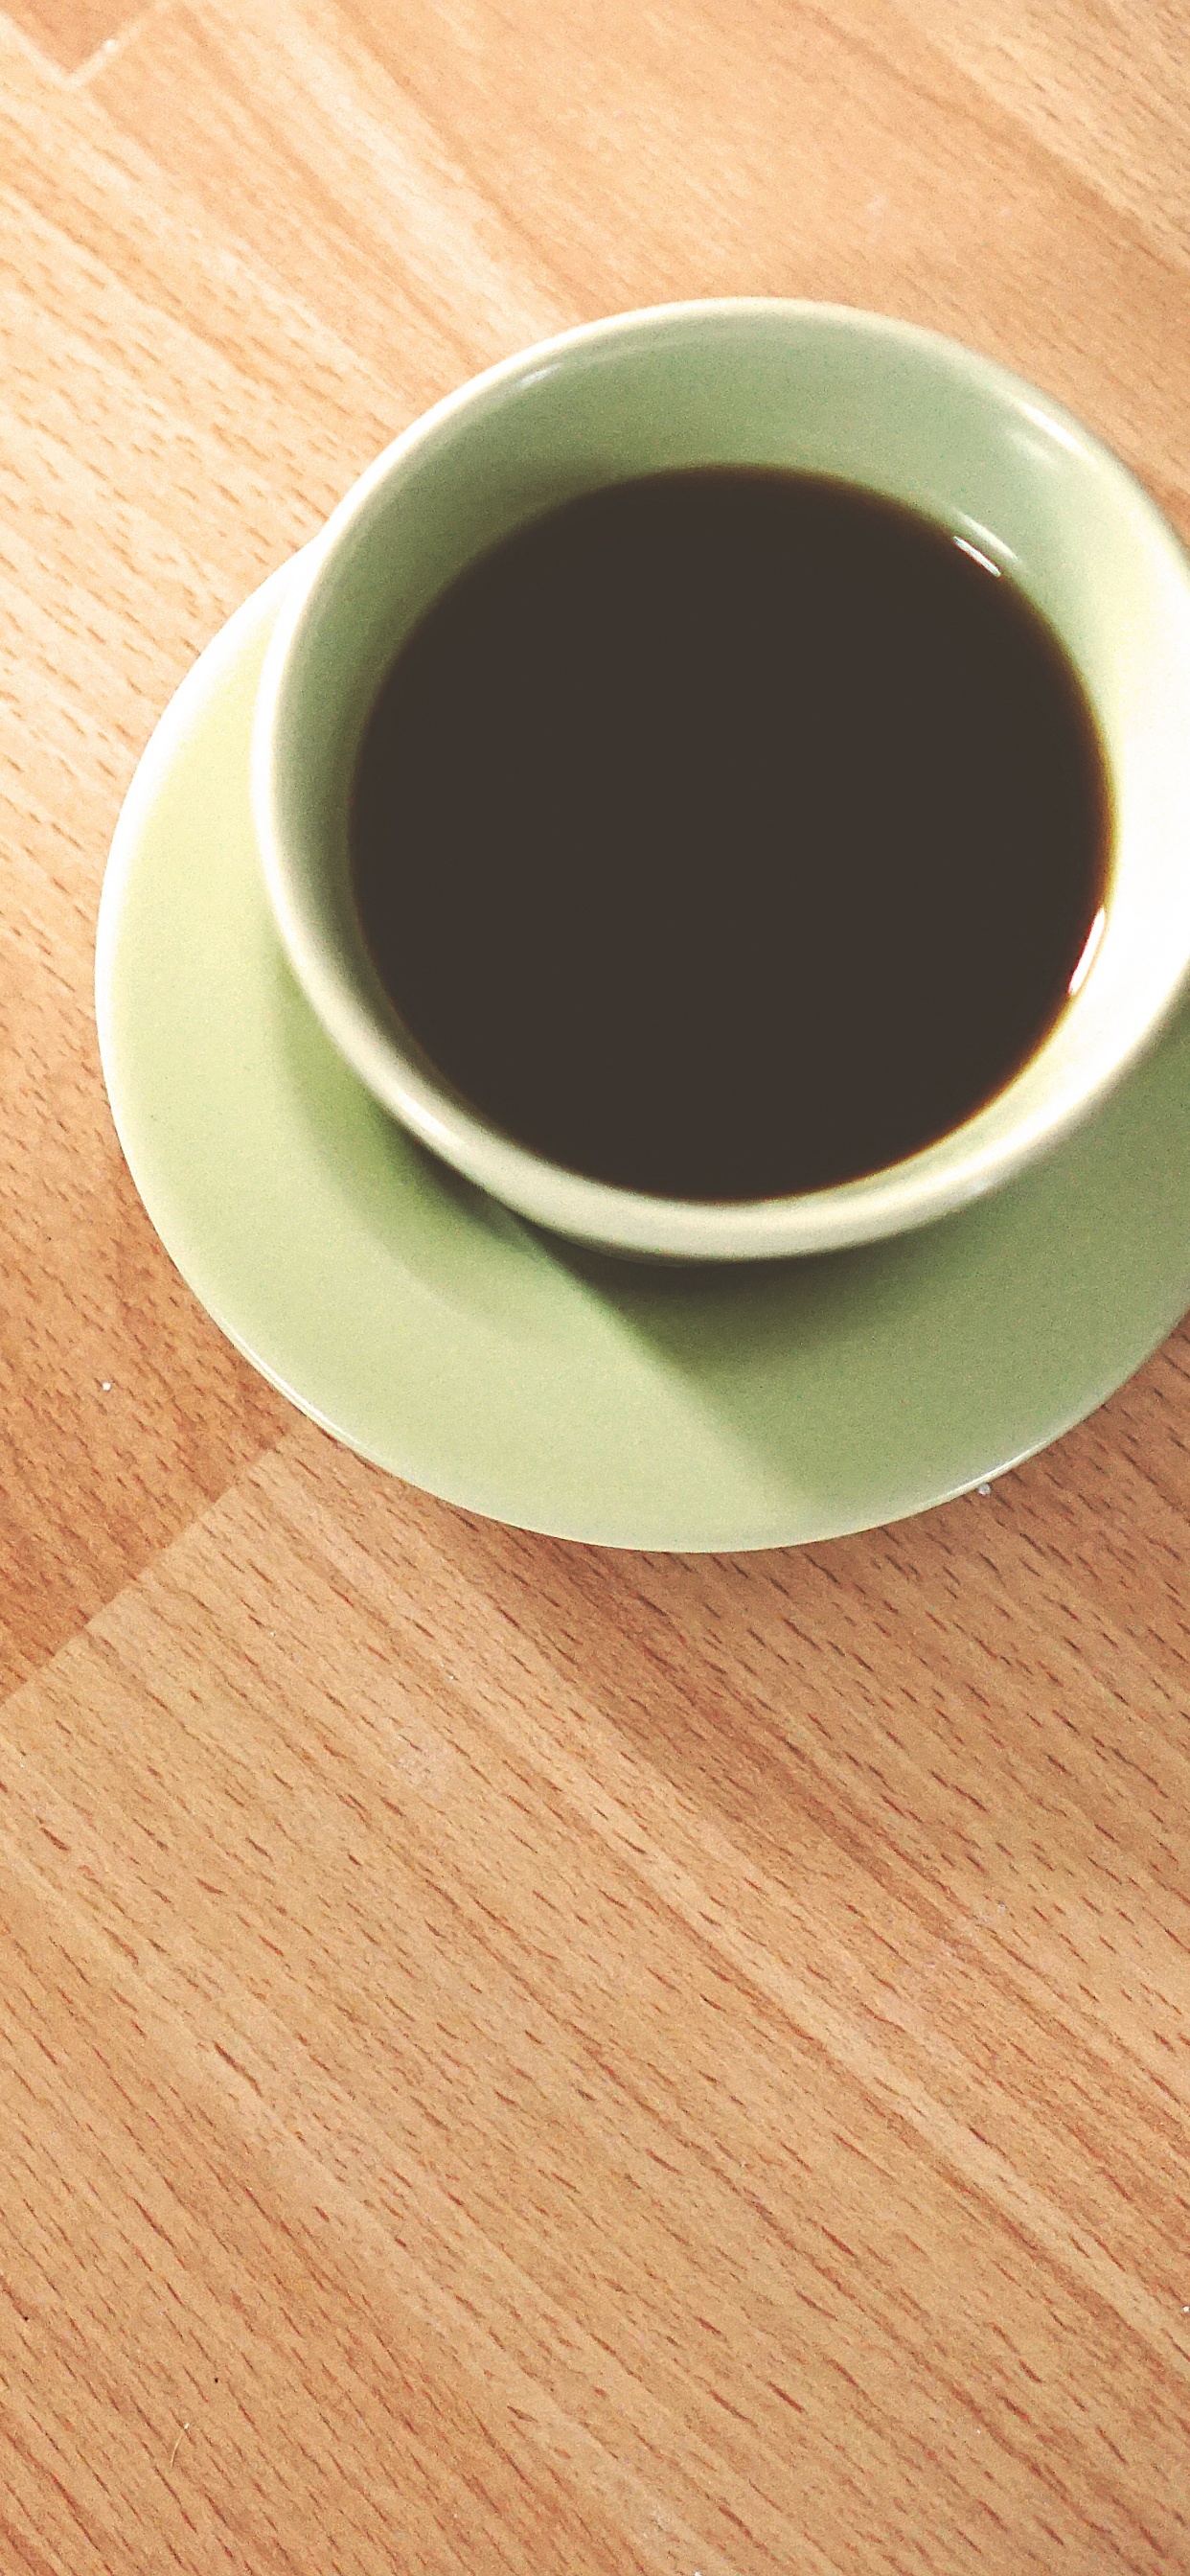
xmin=96 ymin=563 xmax=1190 ymax=1552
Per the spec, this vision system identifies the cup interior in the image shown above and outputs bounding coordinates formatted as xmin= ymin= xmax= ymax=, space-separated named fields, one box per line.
xmin=253 ymin=302 xmax=1190 ymax=1259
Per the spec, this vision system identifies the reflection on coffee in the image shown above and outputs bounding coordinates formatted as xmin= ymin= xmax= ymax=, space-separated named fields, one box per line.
xmin=350 ymin=470 xmax=1110 ymax=1201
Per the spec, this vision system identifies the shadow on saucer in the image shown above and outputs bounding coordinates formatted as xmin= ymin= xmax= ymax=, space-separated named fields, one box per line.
xmin=272 ymin=932 xmax=1190 ymax=1531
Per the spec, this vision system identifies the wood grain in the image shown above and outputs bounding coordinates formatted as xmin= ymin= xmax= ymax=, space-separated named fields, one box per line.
xmin=2 ymin=0 xmax=147 ymax=76
xmin=2 ymin=1 xmax=1189 ymax=2567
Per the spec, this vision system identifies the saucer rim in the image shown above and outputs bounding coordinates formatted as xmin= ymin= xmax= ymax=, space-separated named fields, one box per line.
xmin=96 ymin=560 xmax=1190 ymax=1552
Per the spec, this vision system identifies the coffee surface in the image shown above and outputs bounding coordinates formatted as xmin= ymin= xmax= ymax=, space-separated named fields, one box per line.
xmin=350 ymin=470 xmax=1110 ymax=1201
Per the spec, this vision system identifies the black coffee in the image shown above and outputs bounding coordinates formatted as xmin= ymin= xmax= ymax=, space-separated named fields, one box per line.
xmin=350 ymin=470 xmax=1110 ymax=1201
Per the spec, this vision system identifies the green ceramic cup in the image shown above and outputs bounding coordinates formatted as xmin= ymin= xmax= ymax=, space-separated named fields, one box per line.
xmin=251 ymin=299 xmax=1190 ymax=1262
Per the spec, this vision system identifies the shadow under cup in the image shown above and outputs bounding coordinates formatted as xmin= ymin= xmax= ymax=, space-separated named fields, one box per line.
xmin=252 ymin=301 xmax=1190 ymax=1262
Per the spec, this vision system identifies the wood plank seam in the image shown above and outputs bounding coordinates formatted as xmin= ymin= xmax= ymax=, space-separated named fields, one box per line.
xmin=66 ymin=2 xmax=169 ymax=86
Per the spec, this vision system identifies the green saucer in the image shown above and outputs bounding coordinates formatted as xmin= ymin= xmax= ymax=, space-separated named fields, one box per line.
xmin=96 ymin=564 xmax=1190 ymax=1551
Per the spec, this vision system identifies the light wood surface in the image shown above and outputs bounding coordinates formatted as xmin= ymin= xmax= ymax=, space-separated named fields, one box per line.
xmin=2 ymin=4 xmax=1189 ymax=2568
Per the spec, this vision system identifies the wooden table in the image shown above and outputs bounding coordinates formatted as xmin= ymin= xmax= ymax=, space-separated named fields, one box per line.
xmin=3 ymin=4 xmax=1189 ymax=2568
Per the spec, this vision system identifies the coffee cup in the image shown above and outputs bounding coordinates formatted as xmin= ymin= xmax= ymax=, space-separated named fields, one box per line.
xmin=251 ymin=299 xmax=1190 ymax=1261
